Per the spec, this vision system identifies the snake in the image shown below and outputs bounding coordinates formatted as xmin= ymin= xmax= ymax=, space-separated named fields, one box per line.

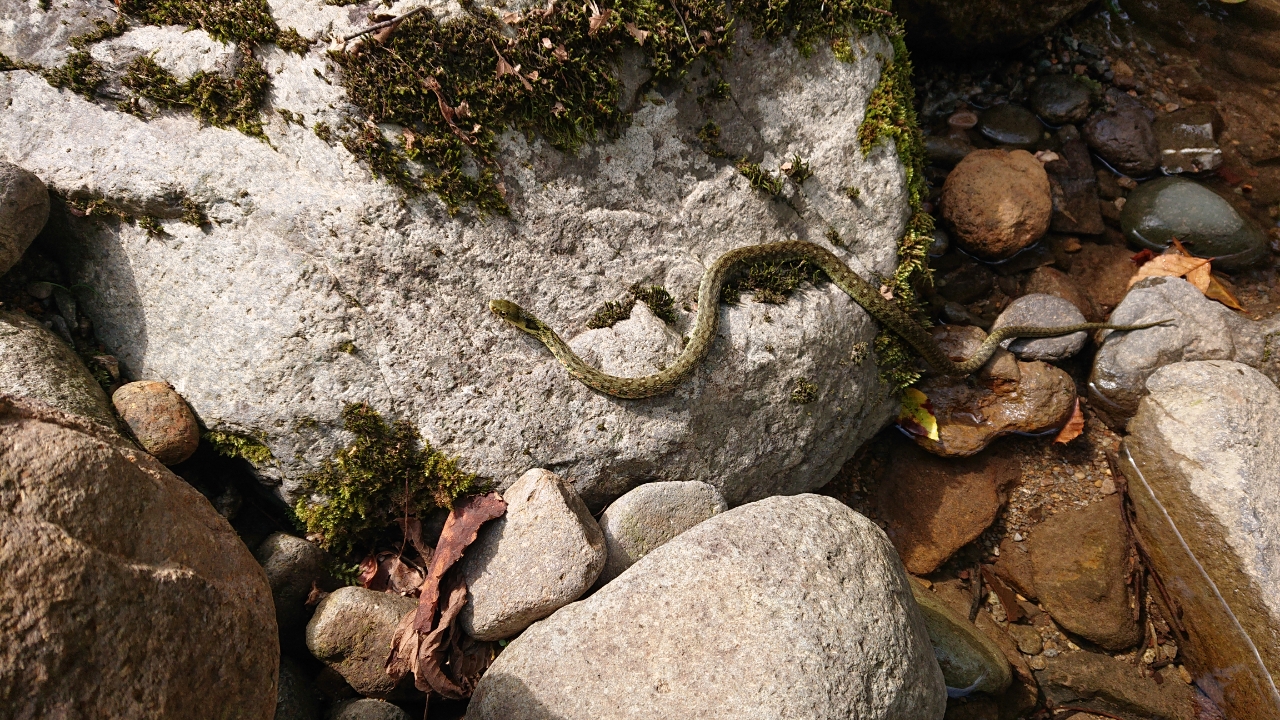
xmin=489 ymin=240 xmax=1169 ymax=399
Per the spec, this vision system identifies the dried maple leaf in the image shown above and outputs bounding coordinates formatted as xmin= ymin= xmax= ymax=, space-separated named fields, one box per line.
xmin=625 ymin=22 xmax=649 ymax=45
xmin=386 ymin=492 xmax=507 ymax=697
xmin=1127 ymin=253 xmax=1210 ymax=289
xmin=588 ymin=6 xmax=612 ymax=34
xmin=1053 ymin=398 xmax=1084 ymax=444
xmin=1206 ymin=274 xmax=1245 ymax=311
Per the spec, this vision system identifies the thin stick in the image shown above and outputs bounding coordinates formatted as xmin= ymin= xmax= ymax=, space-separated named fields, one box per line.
xmin=341 ymin=6 xmax=428 ymax=43
xmin=667 ymin=0 xmax=696 ymax=51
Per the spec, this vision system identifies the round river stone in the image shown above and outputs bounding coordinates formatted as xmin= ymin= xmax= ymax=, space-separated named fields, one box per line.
xmin=1120 ymin=176 xmax=1268 ymax=272
xmin=1030 ymin=75 xmax=1091 ymax=125
xmin=978 ymin=104 xmax=1043 ymax=148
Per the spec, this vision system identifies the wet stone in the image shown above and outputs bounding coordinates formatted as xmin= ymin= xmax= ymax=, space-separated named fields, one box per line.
xmin=936 ymin=262 xmax=995 ymax=305
xmin=1006 ymin=624 xmax=1044 ymax=656
xmin=925 ymin=135 xmax=976 ymax=167
xmin=910 ymin=579 xmax=1012 ymax=695
xmin=1031 ymin=75 xmax=1092 ymax=125
xmin=1046 ymin=138 xmax=1105 ymax=236
xmin=1120 ymin=176 xmax=1268 ymax=272
xmin=991 ymin=294 xmax=1087 ymax=363
xmin=1084 ymin=105 xmax=1160 ymax=176
xmin=978 ymin=104 xmax=1044 ymax=148
xmin=1036 ymin=651 xmax=1195 ymax=720
xmin=1023 ymin=266 xmax=1094 ymax=321
xmin=1154 ymin=105 xmax=1224 ymax=175
xmin=929 ymin=228 xmax=951 ymax=258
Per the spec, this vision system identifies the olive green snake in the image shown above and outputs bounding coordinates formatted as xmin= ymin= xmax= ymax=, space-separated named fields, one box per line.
xmin=489 ymin=241 xmax=1168 ymax=399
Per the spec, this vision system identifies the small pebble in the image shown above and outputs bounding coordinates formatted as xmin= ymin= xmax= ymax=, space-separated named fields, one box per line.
xmin=111 ymin=380 xmax=202 ymax=466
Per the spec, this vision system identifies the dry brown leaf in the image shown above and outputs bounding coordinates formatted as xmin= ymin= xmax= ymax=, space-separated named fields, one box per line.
xmin=553 ymin=44 xmax=569 ymax=61
xmin=625 ymin=22 xmax=649 ymax=45
xmin=1206 ymin=273 xmax=1245 ymax=311
xmin=305 ymin=580 xmax=329 ymax=607
xmin=1053 ymin=398 xmax=1084 ymax=444
xmin=501 ymin=11 xmax=520 ymax=23
xmin=1127 ymin=253 xmax=1210 ymax=288
xmin=387 ymin=556 xmax=426 ymax=596
xmin=358 ymin=552 xmax=389 ymax=591
xmin=588 ymin=7 xmax=612 ymax=34
xmin=386 ymin=492 xmax=507 ymax=697
xmin=542 ymin=37 xmax=553 ymax=48
xmin=1184 ymin=260 xmax=1211 ymax=292
xmin=551 ymin=101 xmax=566 ymax=115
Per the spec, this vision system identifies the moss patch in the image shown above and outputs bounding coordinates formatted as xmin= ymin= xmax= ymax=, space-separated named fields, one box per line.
xmin=329 ymin=0 xmax=730 ymax=214
xmin=122 ymin=45 xmax=271 ymax=137
xmin=294 ymin=403 xmax=478 ymax=556
xmin=205 ymin=430 xmax=275 ymax=464
xmin=721 ymin=257 xmax=824 ymax=305
xmin=276 ymin=27 xmax=313 ymax=55
xmin=790 ymin=377 xmax=818 ymax=404
xmin=118 ymin=0 xmax=279 ymax=44
xmin=588 ymin=283 xmax=678 ymax=328
xmin=734 ymin=158 xmax=784 ymax=195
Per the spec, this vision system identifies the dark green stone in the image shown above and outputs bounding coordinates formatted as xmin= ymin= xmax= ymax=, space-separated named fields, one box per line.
xmin=1030 ymin=75 xmax=1091 ymax=125
xmin=978 ymin=104 xmax=1044 ymax=149
xmin=1120 ymin=176 xmax=1267 ymax=272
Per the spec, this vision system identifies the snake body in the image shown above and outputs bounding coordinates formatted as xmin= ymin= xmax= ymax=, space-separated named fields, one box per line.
xmin=489 ymin=240 xmax=1168 ymax=399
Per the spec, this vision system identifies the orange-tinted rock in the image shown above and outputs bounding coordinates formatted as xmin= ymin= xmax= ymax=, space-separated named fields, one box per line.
xmin=942 ymin=149 xmax=1052 ymax=260
xmin=0 ymin=395 xmax=278 ymax=718
xmin=910 ymin=326 xmax=1077 ymax=458
xmin=871 ymin=436 xmax=1021 ymax=575
xmin=112 ymin=380 xmax=200 ymax=465
xmin=1066 ymin=243 xmax=1138 ymax=320
xmin=1026 ymin=496 xmax=1141 ymax=651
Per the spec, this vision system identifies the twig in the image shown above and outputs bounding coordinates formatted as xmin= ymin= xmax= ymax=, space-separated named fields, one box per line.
xmin=341 ymin=6 xmax=428 ymax=43
xmin=667 ymin=0 xmax=696 ymax=51
xmin=866 ymin=5 xmax=892 ymax=15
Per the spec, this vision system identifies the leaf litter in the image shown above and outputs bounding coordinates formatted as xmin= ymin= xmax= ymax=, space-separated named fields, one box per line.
xmin=386 ymin=491 xmax=508 ymax=698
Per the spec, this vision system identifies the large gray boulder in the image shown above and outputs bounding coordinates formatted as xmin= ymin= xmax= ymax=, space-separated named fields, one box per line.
xmin=0 ymin=309 xmax=116 ymax=427
xmin=0 ymin=395 xmax=278 ymax=719
xmin=466 ymin=494 xmax=946 ymax=720
xmin=0 ymin=1 xmax=906 ymax=509
xmin=1089 ymin=276 xmax=1280 ymax=423
xmin=1121 ymin=361 xmax=1280 ymax=719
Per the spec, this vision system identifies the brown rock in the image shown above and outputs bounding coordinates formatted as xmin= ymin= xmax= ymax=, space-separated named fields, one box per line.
xmin=872 ymin=437 xmax=1020 ymax=574
xmin=942 ymin=149 xmax=1052 ymax=260
xmin=1084 ymin=105 xmax=1160 ymax=176
xmin=112 ymin=380 xmax=201 ymax=465
xmin=1027 ymin=496 xmax=1141 ymax=651
xmin=306 ymin=586 xmax=419 ymax=699
xmin=1036 ymin=651 xmax=1196 ymax=720
xmin=911 ymin=326 xmax=1077 ymax=457
xmin=1046 ymin=139 xmax=1105 ymax=236
xmin=1066 ymin=243 xmax=1137 ymax=320
xmin=993 ymin=535 xmax=1037 ymax=601
xmin=893 ymin=0 xmax=1093 ymax=58
xmin=0 ymin=395 xmax=278 ymax=719
xmin=1023 ymin=266 xmax=1095 ymax=321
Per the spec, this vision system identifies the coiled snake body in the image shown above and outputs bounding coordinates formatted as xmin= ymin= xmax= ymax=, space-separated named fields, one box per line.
xmin=489 ymin=241 xmax=1167 ymax=399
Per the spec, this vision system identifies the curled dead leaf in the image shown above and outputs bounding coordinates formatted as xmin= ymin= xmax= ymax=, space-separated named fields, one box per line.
xmin=1053 ymin=398 xmax=1084 ymax=444
xmin=1206 ymin=273 xmax=1245 ymax=311
xmin=501 ymin=11 xmax=520 ymax=23
xmin=542 ymin=37 xmax=553 ymax=49
xmin=898 ymin=388 xmax=939 ymax=442
xmin=625 ymin=22 xmax=649 ymax=45
xmin=588 ymin=7 xmax=612 ymax=34
xmin=553 ymin=44 xmax=569 ymax=62
xmin=1127 ymin=253 xmax=1210 ymax=289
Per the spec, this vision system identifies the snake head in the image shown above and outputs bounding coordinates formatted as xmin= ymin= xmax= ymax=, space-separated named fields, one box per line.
xmin=489 ymin=299 xmax=544 ymax=333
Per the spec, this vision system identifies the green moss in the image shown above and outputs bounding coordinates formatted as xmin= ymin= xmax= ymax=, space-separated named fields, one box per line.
xmin=136 ymin=215 xmax=165 ymax=235
xmin=781 ymin=154 xmax=811 ymax=183
xmin=825 ymin=226 xmax=843 ymax=246
xmin=734 ymin=158 xmax=783 ymax=195
xmin=337 ymin=340 xmax=357 ymax=354
xmin=180 ymin=195 xmax=209 ymax=226
xmin=118 ymin=0 xmax=279 ymax=44
xmin=721 ymin=257 xmax=823 ymax=304
xmin=736 ymin=0 xmax=893 ymax=57
xmin=42 ymin=51 xmax=107 ymax=97
xmin=587 ymin=283 xmax=678 ymax=328
xmin=790 ymin=377 xmax=818 ymax=404
xmin=276 ymin=27 xmax=312 ymax=55
xmin=294 ymin=403 xmax=478 ymax=556
xmin=122 ymin=46 xmax=270 ymax=137
xmin=205 ymin=430 xmax=275 ymax=464
xmin=329 ymin=0 xmax=729 ymax=214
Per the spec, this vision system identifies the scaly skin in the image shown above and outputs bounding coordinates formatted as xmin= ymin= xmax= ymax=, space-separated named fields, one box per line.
xmin=489 ymin=241 xmax=1169 ymax=399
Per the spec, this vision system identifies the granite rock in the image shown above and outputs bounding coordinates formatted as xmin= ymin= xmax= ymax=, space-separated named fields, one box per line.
xmin=992 ymin=293 xmax=1088 ymax=362
xmin=1 ymin=10 xmax=907 ymax=510
xmin=305 ymin=587 xmax=418 ymax=699
xmin=0 ymin=395 xmax=278 ymax=719
xmin=0 ymin=160 xmax=49 ymax=275
xmin=596 ymin=480 xmax=726 ymax=585
xmin=0 ymin=309 xmax=116 ymax=428
xmin=255 ymin=532 xmax=332 ymax=636
xmin=466 ymin=495 xmax=946 ymax=720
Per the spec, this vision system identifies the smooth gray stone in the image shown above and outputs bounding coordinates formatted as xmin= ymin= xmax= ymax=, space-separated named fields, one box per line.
xmin=1120 ymin=176 xmax=1267 ymax=272
xmin=978 ymin=104 xmax=1044 ymax=148
xmin=596 ymin=480 xmax=726 ymax=585
xmin=993 ymin=293 xmax=1088 ymax=362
